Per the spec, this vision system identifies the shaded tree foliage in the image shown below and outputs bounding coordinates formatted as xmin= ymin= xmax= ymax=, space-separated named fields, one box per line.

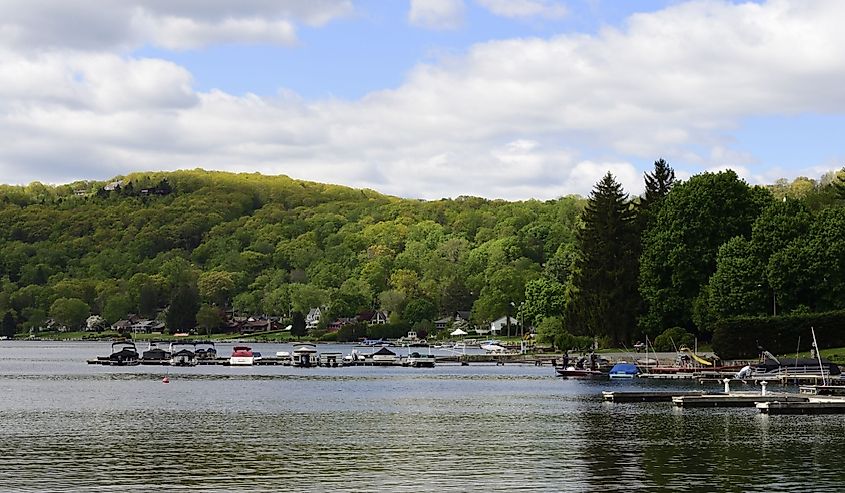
xmin=566 ymin=172 xmax=639 ymax=344
xmin=639 ymin=170 xmax=770 ymax=336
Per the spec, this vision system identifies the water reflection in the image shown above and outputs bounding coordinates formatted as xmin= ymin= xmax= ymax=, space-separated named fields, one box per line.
xmin=2 ymin=342 xmax=845 ymax=491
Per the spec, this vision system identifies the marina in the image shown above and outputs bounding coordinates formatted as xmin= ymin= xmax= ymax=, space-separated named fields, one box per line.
xmin=5 ymin=340 xmax=845 ymax=492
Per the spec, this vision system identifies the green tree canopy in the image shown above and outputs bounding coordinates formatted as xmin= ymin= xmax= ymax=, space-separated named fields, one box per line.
xmin=639 ymin=170 xmax=770 ymax=336
xmin=49 ymin=297 xmax=90 ymax=330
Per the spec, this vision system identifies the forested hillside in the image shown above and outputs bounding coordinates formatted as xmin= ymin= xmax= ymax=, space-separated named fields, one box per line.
xmin=0 ymin=170 xmax=583 ymax=339
xmin=2 ymin=166 xmax=845 ymax=354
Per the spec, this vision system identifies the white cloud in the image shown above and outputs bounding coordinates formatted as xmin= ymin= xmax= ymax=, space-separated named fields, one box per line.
xmin=0 ymin=0 xmax=352 ymax=51
xmin=475 ymin=0 xmax=567 ymax=19
xmin=3 ymin=1 xmax=845 ymax=199
xmin=409 ymin=0 xmax=465 ymax=30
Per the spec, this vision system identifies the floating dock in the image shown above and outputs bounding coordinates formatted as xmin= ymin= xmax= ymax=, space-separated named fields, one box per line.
xmin=672 ymin=392 xmax=809 ymax=408
xmin=799 ymin=385 xmax=845 ymax=396
xmin=638 ymin=373 xmax=698 ymax=380
xmin=602 ymin=390 xmax=705 ymax=403
xmin=757 ymin=398 xmax=845 ymax=415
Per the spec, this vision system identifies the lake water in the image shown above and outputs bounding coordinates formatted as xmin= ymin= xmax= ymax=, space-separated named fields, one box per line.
xmin=1 ymin=341 xmax=843 ymax=492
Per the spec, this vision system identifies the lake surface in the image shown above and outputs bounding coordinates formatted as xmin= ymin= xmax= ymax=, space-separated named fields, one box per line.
xmin=1 ymin=341 xmax=843 ymax=492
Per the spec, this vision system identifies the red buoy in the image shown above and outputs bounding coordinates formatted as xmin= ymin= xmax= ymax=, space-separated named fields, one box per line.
xmin=162 ymin=376 xmax=170 ymax=384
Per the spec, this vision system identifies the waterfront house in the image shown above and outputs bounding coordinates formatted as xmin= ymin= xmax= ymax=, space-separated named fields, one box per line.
xmin=306 ymin=307 xmax=323 ymax=329
xmin=369 ymin=311 xmax=389 ymax=325
xmin=128 ymin=319 xmax=165 ymax=334
xmin=111 ymin=318 xmax=135 ymax=333
xmin=239 ymin=318 xmax=275 ymax=334
xmin=489 ymin=316 xmax=518 ymax=335
xmin=434 ymin=317 xmax=451 ymax=331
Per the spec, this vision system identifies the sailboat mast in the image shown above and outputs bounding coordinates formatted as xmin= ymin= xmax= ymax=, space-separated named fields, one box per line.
xmin=811 ymin=327 xmax=827 ymax=386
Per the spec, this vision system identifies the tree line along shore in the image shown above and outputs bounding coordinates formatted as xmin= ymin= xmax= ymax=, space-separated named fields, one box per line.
xmin=1 ymin=166 xmax=844 ymax=359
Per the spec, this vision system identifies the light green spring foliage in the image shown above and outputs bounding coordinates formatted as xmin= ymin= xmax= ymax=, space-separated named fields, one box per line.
xmin=0 ymin=169 xmax=585 ymax=331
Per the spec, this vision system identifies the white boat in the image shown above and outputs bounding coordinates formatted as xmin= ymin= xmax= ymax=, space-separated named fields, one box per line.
xmin=406 ymin=351 xmax=436 ymax=368
xmin=397 ymin=331 xmax=428 ymax=347
xmin=481 ymin=343 xmax=508 ymax=353
xmin=292 ymin=343 xmax=318 ymax=367
xmin=319 ymin=351 xmax=343 ymax=367
xmin=453 ymin=339 xmax=479 ymax=350
xmin=370 ymin=346 xmax=398 ymax=365
xmin=275 ymin=351 xmax=292 ymax=365
xmin=229 ymin=346 xmax=255 ymax=366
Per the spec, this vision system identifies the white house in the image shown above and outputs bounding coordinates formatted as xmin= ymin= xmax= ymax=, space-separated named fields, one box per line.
xmin=306 ymin=307 xmax=323 ymax=329
xmin=489 ymin=316 xmax=519 ymax=335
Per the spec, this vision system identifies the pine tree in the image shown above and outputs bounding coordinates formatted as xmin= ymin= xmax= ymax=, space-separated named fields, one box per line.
xmin=636 ymin=158 xmax=675 ymax=229
xmin=642 ymin=158 xmax=676 ymax=207
xmin=566 ymin=172 xmax=639 ymax=344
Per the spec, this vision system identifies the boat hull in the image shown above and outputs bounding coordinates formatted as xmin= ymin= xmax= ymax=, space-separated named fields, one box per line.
xmin=556 ymin=368 xmax=605 ymax=378
xmin=229 ymin=356 xmax=255 ymax=366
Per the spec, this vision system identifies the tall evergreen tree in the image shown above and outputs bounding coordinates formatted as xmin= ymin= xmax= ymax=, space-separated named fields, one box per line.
xmin=566 ymin=172 xmax=639 ymax=344
xmin=637 ymin=158 xmax=676 ymax=230
xmin=642 ymin=158 xmax=676 ymax=206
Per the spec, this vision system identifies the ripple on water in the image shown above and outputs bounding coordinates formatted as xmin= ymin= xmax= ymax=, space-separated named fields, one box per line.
xmin=1 ymin=346 xmax=845 ymax=491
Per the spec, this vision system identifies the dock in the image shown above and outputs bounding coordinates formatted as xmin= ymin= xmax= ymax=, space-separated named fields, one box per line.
xmin=601 ymin=390 xmax=705 ymax=403
xmin=757 ymin=398 xmax=845 ymax=415
xmin=672 ymin=392 xmax=809 ymax=408
xmin=638 ymin=373 xmax=698 ymax=380
xmin=799 ymin=385 xmax=845 ymax=396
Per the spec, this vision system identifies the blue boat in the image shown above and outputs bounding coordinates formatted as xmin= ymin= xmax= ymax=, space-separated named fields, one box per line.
xmin=609 ymin=362 xmax=638 ymax=379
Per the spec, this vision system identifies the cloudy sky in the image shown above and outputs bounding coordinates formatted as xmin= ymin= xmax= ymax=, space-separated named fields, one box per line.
xmin=0 ymin=0 xmax=843 ymax=199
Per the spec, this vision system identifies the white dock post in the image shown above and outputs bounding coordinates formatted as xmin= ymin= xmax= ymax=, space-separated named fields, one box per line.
xmin=761 ymin=380 xmax=768 ymax=396
xmin=723 ymin=378 xmax=731 ymax=393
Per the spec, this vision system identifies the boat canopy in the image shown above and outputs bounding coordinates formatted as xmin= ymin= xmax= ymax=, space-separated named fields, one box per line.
xmin=609 ymin=362 xmax=638 ymax=375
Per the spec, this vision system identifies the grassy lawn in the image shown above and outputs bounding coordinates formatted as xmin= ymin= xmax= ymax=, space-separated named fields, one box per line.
xmin=779 ymin=346 xmax=845 ymax=365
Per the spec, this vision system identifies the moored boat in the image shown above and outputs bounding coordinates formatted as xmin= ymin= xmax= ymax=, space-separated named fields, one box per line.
xmin=555 ymin=366 xmax=605 ymax=378
xmin=609 ymin=362 xmax=638 ymax=379
xmin=108 ymin=341 xmax=140 ymax=366
xmin=141 ymin=342 xmax=170 ymax=362
xmin=292 ymin=343 xmax=318 ymax=367
xmin=406 ymin=351 xmax=436 ymax=368
xmin=319 ymin=351 xmax=343 ymax=367
xmin=371 ymin=346 xmax=398 ymax=365
xmin=229 ymin=346 xmax=255 ymax=366
xmin=169 ymin=342 xmax=198 ymax=366
xmin=195 ymin=342 xmax=217 ymax=360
